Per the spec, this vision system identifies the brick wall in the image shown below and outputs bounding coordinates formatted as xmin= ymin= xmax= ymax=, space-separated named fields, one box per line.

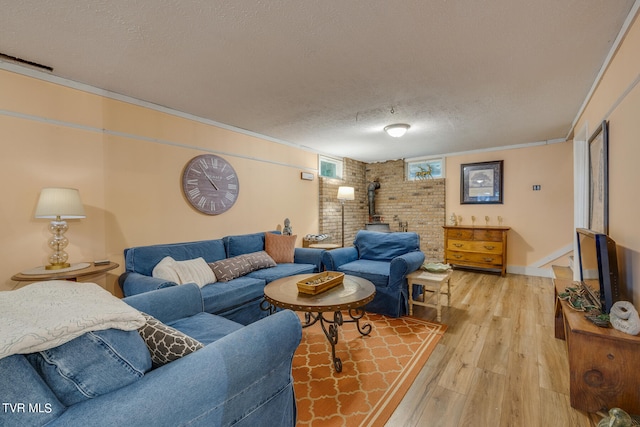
xmin=319 ymin=158 xmax=368 ymax=247
xmin=365 ymin=160 xmax=445 ymax=261
xmin=319 ymin=158 xmax=445 ymax=261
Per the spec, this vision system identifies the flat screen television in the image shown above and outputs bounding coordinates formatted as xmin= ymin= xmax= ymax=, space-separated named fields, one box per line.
xmin=576 ymin=228 xmax=621 ymax=314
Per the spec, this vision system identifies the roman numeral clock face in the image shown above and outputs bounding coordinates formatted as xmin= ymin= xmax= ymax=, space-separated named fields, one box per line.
xmin=181 ymin=154 xmax=239 ymax=215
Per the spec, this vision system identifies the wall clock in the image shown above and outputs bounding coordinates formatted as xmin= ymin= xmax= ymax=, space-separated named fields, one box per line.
xmin=182 ymin=154 xmax=240 ymax=215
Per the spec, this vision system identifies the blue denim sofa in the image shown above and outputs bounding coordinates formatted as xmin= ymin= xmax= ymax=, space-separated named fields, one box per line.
xmin=0 ymin=283 xmax=301 ymax=427
xmin=322 ymin=230 xmax=425 ymax=317
xmin=119 ymin=231 xmax=324 ymax=325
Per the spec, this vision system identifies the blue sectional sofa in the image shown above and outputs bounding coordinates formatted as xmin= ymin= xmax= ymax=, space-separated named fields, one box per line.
xmin=322 ymin=230 xmax=425 ymax=317
xmin=119 ymin=231 xmax=325 ymax=324
xmin=0 ymin=283 xmax=302 ymax=427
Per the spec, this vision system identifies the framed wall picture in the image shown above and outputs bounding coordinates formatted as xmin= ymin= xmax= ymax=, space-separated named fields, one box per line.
xmin=588 ymin=120 xmax=609 ymax=234
xmin=461 ymin=160 xmax=504 ymax=204
xmin=406 ymin=157 xmax=445 ymax=180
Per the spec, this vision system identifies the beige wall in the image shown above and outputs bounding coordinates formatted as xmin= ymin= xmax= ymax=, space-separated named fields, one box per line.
xmin=0 ymin=69 xmax=319 ymax=294
xmin=3 ymin=12 xmax=639 ymax=296
xmin=445 ymin=142 xmax=575 ymax=276
xmin=574 ymin=12 xmax=640 ymax=305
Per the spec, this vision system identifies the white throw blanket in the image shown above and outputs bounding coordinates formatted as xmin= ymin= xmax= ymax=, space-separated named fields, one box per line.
xmin=0 ymin=280 xmax=145 ymax=359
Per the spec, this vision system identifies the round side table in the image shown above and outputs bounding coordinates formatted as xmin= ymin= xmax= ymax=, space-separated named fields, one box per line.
xmin=12 ymin=262 xmax=119 ymax=282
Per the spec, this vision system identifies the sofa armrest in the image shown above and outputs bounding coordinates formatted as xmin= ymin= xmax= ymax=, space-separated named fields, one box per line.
xmin=389 ymin=251 xmax=426 ymax=289
xmin=321 ymin=247 xmax=358 ymax=271
xmin=119 ymin=272 xmax=177 ymax=297
xmin=294 ymin=247 xmax=325 ymax=272
xmin=50 ymin=310 xmax=302 ymax=427
xmin=123 ymin=283 xmax=204 ymax=324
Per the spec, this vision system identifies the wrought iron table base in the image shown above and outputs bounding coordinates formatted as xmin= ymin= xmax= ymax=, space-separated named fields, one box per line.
xmin=303 ymin=308 xmax=372 ymax=372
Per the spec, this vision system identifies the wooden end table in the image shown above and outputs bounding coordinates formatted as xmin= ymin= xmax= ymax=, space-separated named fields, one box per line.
xmin=406 ymin=269 xmax=452 ymax=321
xmin=262 ymin=274 xmax=376 ymax=372
xmin=11 ymin=262 xmax=119 ymax=282
xmin=308 ymin=243 xmax=342 ymax=250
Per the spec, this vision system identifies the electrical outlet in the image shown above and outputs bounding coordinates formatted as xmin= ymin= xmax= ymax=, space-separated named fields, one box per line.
xmin=532 ymin=185 xmax=541 ymax=191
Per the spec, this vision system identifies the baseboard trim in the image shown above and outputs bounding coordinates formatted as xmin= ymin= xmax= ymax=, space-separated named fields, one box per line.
xmin=506 ymin=265 xmax=553 ymax=278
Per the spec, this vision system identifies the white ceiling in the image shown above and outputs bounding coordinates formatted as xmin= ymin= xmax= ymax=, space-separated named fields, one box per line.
xmin=0 ymin=1 xmax=636 ymax=162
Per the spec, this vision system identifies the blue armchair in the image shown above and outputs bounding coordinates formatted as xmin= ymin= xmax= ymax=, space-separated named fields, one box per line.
xmin=322 ymin=230 xmax=425 ymax=317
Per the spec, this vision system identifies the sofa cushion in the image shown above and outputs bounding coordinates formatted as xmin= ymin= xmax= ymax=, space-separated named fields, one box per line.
xmin=168 ymin=312 xmax=244 ymax=346
xmin=336 ymin=259 xmax=391 ymax=288
xmin=200 ymin=276 xmax=266 ymax=315
xmin=26 ymin=329 xmax=151 ymax=406
xmin=209 ymin=256 xmax=254 ymax=282
xmin=246 ymin=263 xmax=316 ymax=283
xmin=125 ymin=239 xmax=227 ymax=276
xmin=354 ymin=231 xmax=421 ymax=261
xmin=224 ymin=232 xmax=267 ymax=258
xmin=265 ymin=233 xmax=297 ymax=263
xmin=138 ymin=313 xmax=204 ymax=368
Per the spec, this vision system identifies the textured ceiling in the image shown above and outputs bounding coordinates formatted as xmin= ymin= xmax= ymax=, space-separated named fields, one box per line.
xmin=0 ymin=1 xmax=636 ymax=162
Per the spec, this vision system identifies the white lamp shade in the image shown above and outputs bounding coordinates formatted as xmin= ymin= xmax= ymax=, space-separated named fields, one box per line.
xmin=35 ymin=187 xmax=86 ymax=219
xmin=384 ymin=123 xmax=410 ymax=138
xmin=337 ymin=186 xmax=355 ymax=201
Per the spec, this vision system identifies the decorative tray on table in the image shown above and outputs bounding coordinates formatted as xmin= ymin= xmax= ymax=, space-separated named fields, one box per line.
xmin=297 ymin=272 xmax=345 ymax=295
xmin=422 ymin=262 xmax=452 ymax=273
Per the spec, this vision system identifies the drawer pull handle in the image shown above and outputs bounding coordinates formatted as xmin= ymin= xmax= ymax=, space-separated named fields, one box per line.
xmin=453 ymin=243 xmax=464 ymax=247
xmin=483 ymin=257 xmax=495 ymax=262
xmin=484 ymin=245 xmax=495 ymax=250
xmin=453 ymin=254 xmax=463 ymax=259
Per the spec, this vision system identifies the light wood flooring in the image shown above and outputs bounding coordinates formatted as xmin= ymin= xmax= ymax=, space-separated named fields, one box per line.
xmin=385 ymin=270 xmax=602 ymax=427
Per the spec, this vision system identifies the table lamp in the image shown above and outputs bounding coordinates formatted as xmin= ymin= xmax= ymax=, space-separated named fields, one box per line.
xmin=35 ymin=187 xmax=86 ymax=270
xmin=337 ymin=186 xmax=355 ymax=247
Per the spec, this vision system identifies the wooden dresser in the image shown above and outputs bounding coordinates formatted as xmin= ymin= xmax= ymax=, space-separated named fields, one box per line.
xmin=443 ymin=225 xmax=510 ymax=276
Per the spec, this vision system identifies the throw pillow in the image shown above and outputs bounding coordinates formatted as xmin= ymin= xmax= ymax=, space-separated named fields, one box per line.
xmin=208 ymin=256 xmax=253 ymax=282
xmin=152 ymin=256 xmax=181 ymax=284
xmin=172 ymin=257 xmax=217 ymax=288
xmin=138 ymin=313 xmax=204 ymax=368
xmin=243 ymin=251 xmax=277 ymax=270
xmin=265 ymin=232 xmax=297 ymax=263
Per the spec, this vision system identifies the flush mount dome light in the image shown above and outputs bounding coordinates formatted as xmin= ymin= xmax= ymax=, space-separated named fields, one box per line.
xmin=384 ymin=123 xmax=410 ymax=138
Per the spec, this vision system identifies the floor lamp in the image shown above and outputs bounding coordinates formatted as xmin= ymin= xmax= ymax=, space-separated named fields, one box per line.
xmin=337 ymin=186 xmax=355 ymax=247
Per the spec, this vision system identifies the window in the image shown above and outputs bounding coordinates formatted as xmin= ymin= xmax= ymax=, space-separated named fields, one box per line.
xmin=319 ymin=156 xmax=343 ymax=179
xmin=406 ymin=157 xmax=445 ymax=180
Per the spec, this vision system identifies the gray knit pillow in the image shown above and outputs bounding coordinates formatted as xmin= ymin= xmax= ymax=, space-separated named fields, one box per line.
xmin=138 ymin=313 xmax=203 ymax=368
xmin=208 ymin=256 xmax=253 ymax=282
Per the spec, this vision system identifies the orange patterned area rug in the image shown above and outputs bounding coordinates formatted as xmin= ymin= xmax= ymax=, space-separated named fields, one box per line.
xmin=292 ymin=313 xmax=447 ymax=427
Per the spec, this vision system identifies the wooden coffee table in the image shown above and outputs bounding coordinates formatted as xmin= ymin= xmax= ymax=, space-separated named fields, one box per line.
xmin=262 ymin=274 xmax=376 ymax=372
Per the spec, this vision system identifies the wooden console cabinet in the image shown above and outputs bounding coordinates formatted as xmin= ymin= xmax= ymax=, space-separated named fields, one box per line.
xmin=554 ymin=275 xmax=640 ymax=414
xmin=443 ymin=226 xmax=509 ymax=276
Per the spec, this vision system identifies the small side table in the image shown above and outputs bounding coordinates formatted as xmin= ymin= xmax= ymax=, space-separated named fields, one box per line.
xmin=406 ymin=269 xmax=452 ymax=321
xmin=11 ymin=262 xmax=119 ymax=282
xmin=309 ymin=243 xmax=342 ymax=250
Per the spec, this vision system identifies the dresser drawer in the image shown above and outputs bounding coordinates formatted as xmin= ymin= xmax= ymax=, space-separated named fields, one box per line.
xmin=447 ymin=240 xmax=503 ymax=254
xmin=446 ymin=229 xmax=473 ymax=240
xmin=446 ymin=250 xmax=503 ymax=267
xmin=473 ymin=229 xmax=504 ymax=242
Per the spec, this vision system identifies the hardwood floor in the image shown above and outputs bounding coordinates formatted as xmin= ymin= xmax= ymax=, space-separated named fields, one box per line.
xmin=386 ymin=270 xmax=602 ymax=427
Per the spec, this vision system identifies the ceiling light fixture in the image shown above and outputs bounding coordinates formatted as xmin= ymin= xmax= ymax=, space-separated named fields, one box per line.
xmin=384 ymin=123 xmax=410 ymax=138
